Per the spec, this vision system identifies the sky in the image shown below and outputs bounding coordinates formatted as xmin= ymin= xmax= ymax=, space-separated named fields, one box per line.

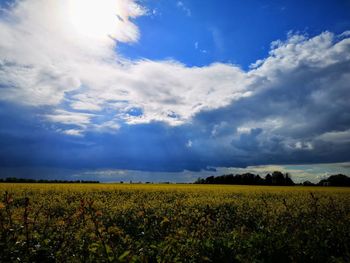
xmin=0 ymin=0 xmax=350 ymax=183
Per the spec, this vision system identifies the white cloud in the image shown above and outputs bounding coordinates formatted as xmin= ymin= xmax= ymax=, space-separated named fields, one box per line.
xmin=45 ymin=109 xmax=94 ymax=127
xmin=186 ymin=140 xmax=193 ymax=148
xmin=0 ymin=0 xmax=251 ymax=133
xmin=0 ymin=0 xmax=349 ymax=140
xmin=176 ymin=1 xmax=191 ymax=16
xmin=62 ymin=129 xmax=83 ymax=136
xmin=317 ymin=129 xmax=350 ymax=143
xmin=294 ymin=141 xmax=313 ymax=150
xmin=70 ymin=101 xmax=102 ymax=111
xmin=194 ymin=41 xmax=208 ymax=54
xmin=249 ymin=31 xmax=350 ymax=80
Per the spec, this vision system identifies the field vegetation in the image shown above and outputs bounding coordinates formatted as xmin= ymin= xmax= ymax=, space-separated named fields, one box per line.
xmin=0 ymin=183 xmax=349 ymax=262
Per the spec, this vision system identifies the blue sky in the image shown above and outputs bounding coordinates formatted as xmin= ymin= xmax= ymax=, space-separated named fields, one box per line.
xmin=0 ymin=0 xmax=350 ymax=182
xmin=119 ymin=0 xmax=350 ymax=68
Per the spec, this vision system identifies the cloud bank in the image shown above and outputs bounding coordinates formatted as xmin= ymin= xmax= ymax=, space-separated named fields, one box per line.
xmin=0 ymin=0 xmax=251 ymax=132
xmin=0 ymin=0 xmax=350 ymax=174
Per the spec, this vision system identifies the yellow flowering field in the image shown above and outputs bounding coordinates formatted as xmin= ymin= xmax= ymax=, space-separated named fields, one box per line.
xmin=1 ymin=183 xmax=349 ymax=262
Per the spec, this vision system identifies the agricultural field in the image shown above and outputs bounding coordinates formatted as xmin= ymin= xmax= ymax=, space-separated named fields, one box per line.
xmin=0 ymin=183 xmax=350 ymax=262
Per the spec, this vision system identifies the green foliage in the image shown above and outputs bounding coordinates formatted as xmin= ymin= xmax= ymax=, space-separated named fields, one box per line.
xmin=0 ymin=184 xmax=349 ymax=262
xmin=195 ymin=171 xmax=295 ymax=185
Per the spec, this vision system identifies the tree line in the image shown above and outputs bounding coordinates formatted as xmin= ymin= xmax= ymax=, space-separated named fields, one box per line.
xmin=0 ymin=177 xmax=99 ymax=184
xmin=194 ymin=172 xmax=350 ymax=187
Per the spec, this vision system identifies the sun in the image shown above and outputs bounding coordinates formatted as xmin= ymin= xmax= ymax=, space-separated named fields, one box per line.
xmin=68 ymin=0 xmax=120 ymax=41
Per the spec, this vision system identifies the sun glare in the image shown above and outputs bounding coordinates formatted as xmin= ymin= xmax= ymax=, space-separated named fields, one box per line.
xmin=68 ymin=0 xmax=120 ymax=41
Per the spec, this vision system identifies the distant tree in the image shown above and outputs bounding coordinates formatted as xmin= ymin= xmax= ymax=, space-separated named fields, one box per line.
xmin=205 ymin=176 xmax=215 ymax=184
xmin=303 ymin=181 xmax=315 ymax=186
xmin=270 ymin=171 xmax=294 ymax=185
xmin=194 ymin=177 xmax=205 ymax=184
xmin=271 ymin=171 xmax=285 ymax=185
xmin=285 ymin=173 xmax=295 ymax=186
xmin=318 ymin=174 xmax=350 ymax=186
xmin=265 ymin=174 xmax=272 ymax=185
xmin=194 ymin=171 xmax=295 ymax=186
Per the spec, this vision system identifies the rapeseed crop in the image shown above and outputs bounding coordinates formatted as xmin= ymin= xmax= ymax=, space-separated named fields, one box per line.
xmin=0 ymin=183 xmax=349 ymax=262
